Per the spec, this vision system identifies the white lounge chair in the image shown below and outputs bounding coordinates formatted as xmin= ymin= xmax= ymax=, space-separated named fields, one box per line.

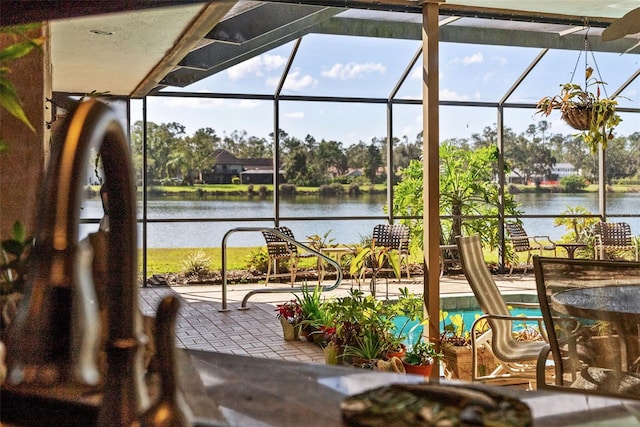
xmin=457 ymin=234 xmax=549 ymax=388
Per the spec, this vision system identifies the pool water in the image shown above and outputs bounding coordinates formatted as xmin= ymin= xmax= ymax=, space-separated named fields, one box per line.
xmin=392 ymin=307 xmax=543 ymax=346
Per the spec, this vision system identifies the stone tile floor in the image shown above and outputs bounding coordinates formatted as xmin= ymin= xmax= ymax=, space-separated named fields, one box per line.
xmin=138 ymin=273 xmax=538 ymax=365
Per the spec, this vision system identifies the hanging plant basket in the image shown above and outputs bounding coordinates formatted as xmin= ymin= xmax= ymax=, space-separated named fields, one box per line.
xmin=561 ymin=106 xmax=591 ymax=131
xmin=535 ymin=33 xmax=624 ymax=152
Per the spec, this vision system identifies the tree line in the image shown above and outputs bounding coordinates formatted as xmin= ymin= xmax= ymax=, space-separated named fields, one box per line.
xmin=128 ymin=119 xmax=640 ymax=188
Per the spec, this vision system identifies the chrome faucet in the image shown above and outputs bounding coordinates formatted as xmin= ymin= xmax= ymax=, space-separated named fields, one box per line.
xmin=1 ymin=99 xmax=186 ymax=426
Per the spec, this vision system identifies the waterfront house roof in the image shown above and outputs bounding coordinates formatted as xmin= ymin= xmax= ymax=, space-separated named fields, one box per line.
xmin=212 ymin=149 xmax=242 ymax=165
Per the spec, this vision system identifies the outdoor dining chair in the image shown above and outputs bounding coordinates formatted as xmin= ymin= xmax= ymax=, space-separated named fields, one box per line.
xmin=456 ymin=234 xmax=549 ymax=388
xmin=372 ymin=224 xmax=411 ymax=279
xmin=533 ymin=256 xmax=640 ymax=398
xmin=505 ymin=221 xmax=557 ymax=274
xmin=261 ymin=226 xmax=312 ymax=286
xmin=593 ymin=221 xmax=639 ymax=261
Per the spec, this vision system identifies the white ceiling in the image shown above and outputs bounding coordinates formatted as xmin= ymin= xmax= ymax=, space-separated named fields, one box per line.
xmin=50 ymin=2 xmax=231 ymax=96
xmin=46 ymin=0 xmax=640 ymax=97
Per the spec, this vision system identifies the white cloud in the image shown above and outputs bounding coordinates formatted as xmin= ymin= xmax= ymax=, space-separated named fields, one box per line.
xmin=402 ymin=124 xmax=415 ymax=137
xmin=236 ymin=99 xmax=260 ymax=109
xmin=483 ymin=71 xmax=497 ymax=82
xmin=495 ymin=56 xmax=508 ymax=66
xmin=226 ymin=54 xmax=287 ymax=80
xmin=159 ymin=97 xmax=260 ymax=110
xmin=283 ymin=71 xmax=317 ymax=91
xmin=322 ymin=62 xmax=386 ymax=79
xmin=227 ymin=56 xmax=263 ymax=80
xmin=266 ymin=70 xmax=316 ymax=92
xmin=463 ymin=52 xmax=484 ymax=65
xmin=262 ymin=54 xmax=288 ymax=70
xmin=440 ymin=88 xmax=470 ymax=101
xmin=285 ymin=112 xmax=304 ymax=119
xmin=448 ymin=52 xmax=484 ymax=67
xmin=160 ymin=97 xmax=224 ymax=108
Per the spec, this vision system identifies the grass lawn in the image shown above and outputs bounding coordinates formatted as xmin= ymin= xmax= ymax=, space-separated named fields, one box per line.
xmin=143 ymin=246 xmax=322 ymax=275
xmin=141 ymin=245 xmax=552 ymax=277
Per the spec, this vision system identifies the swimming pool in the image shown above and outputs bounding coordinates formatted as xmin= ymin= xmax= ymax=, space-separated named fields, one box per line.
xmin=393 ymin=307 xmax=543 ymax=346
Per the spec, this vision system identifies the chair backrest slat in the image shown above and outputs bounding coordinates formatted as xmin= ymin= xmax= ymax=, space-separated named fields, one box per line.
xmin=457 ymin=235 xmax=516 ymax=358
xmin=372 ymin=224 xmax=409 ymax=254
xmin=505 ymin=222 xmax=532 ymax=252
xmin=262 ymin=226 xmax=297 ymax=257
xmin=596 ymin=222 xmax=634 ymax=247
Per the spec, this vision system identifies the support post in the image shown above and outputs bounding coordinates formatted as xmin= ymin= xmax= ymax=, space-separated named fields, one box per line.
xmin=421 ymin=0 xmax=440 ymax=379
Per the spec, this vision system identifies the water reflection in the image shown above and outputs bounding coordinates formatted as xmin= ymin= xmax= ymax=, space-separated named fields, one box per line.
xmin=79 ymin=192 xmax=640 ymax=248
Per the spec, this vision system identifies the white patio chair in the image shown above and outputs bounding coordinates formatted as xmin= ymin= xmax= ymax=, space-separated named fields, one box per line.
xmin=457 ymin=234 xmax=549 ymax=388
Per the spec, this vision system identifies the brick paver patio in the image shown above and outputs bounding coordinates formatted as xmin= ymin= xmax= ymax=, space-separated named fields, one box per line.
xmin=138 ymin=273 xmax=538 ymax=364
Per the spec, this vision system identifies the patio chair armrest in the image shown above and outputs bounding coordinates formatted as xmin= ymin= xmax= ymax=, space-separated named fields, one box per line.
xmin=536 ymin=343 xmax=552 ymax=388
xmin=474 ymin=313 xmax=545 ymax=322
xmin=532 ymin=236 xmax=556 ymax=247
xmin=505 ymin=301 xmax=540 ymax=309
xmin=471 ymin=313 xmax=547 ymax=341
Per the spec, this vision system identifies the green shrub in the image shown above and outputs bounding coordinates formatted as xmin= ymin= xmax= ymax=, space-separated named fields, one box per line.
xmin=347 ymin=183 xmax=361 ymax=195
xmin=280 ymin=183 xmax=296 ymax=195
xmin=245 ymin=248 xmax=269 ymax=273
xmin=181 ymin=249 xmax=211 ymax=276
xmin=319 ymin=184 xmax=345 ymax=196
xmin=231 ymin=176 xmax=240 ymax=184
xmin=560 ymin=175 xmax=587 ymax=192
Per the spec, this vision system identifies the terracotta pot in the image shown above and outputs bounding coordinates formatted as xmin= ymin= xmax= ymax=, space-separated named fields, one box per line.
xmin=385 ymin=344 xmax=406 ymax=360
xmin=402 ymin=361 xmax=433 ymax=377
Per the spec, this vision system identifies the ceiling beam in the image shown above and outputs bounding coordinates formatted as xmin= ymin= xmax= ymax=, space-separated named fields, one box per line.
xmin=311 ymin=16 xmax=639 ymax=54
xmin=205 ymin=2 xmax=330 ymax=44
xmin=158 ymin=4 xmax=341 ymax=89
xmin=131 ymin=1 xmax=236 ymax=97
xmin=268 ymin=0 xmax=615 ymax=27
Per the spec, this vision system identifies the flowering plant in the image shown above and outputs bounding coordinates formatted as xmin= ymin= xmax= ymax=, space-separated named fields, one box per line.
xmin=275 ymin=300 xmax=303 ymax=324
xmin=403 ymin=338 xmax=443 ymax=366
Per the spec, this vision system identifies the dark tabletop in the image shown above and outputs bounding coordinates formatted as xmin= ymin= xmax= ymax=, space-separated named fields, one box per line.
xmin=180 ymin=349 xmax=640 ymax=426
xmin=551 ymin=285 xmax=640 ymax=320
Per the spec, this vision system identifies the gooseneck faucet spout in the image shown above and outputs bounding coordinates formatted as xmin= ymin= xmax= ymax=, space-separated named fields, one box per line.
xmin=2 ymin=99 xmax=151 ymax=425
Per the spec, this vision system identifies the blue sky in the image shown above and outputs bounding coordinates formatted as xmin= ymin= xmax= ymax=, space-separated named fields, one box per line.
xmin=132 ymin=33 xmax=640 ymax=145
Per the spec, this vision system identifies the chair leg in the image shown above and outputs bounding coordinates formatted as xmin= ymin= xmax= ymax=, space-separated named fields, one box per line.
xmin=290 ymin=256 xmax=298 ymax=287
xmin=403 ymin=255 xmax=411 ymax=279
xmin=265 ymin=258 xmax=274 ymax=286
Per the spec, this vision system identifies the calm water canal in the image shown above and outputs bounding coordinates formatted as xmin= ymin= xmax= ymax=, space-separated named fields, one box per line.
xmin=79 ymin=192 xmax=640 ymax=248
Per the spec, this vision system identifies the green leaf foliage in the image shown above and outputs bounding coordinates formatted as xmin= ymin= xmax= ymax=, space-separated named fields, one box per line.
xmin=0 ymin=25 xmax=44 ymax=143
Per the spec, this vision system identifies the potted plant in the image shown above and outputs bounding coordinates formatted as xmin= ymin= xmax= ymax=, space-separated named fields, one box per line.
xmin=536 ymin=66 xmax=622 ymax=152
xmin=439 ymin=311 xmax=497 ymax=381
xmin=349 ymin=239 xmax=400 ymax=297
xmin=402 ymin=336 xmax=443 ymax=377
xmin=342 ymin=329 xmax=390 ymax=369
xmin=382 ymin=287 xmax=425 ymax=360
xmin=1 ymin=221 xmax=33 ymax=336
xmin=295 ymin=284 xmax=328 ymax=344
xmin=274 ymin=299 xmax=303 ymax=341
